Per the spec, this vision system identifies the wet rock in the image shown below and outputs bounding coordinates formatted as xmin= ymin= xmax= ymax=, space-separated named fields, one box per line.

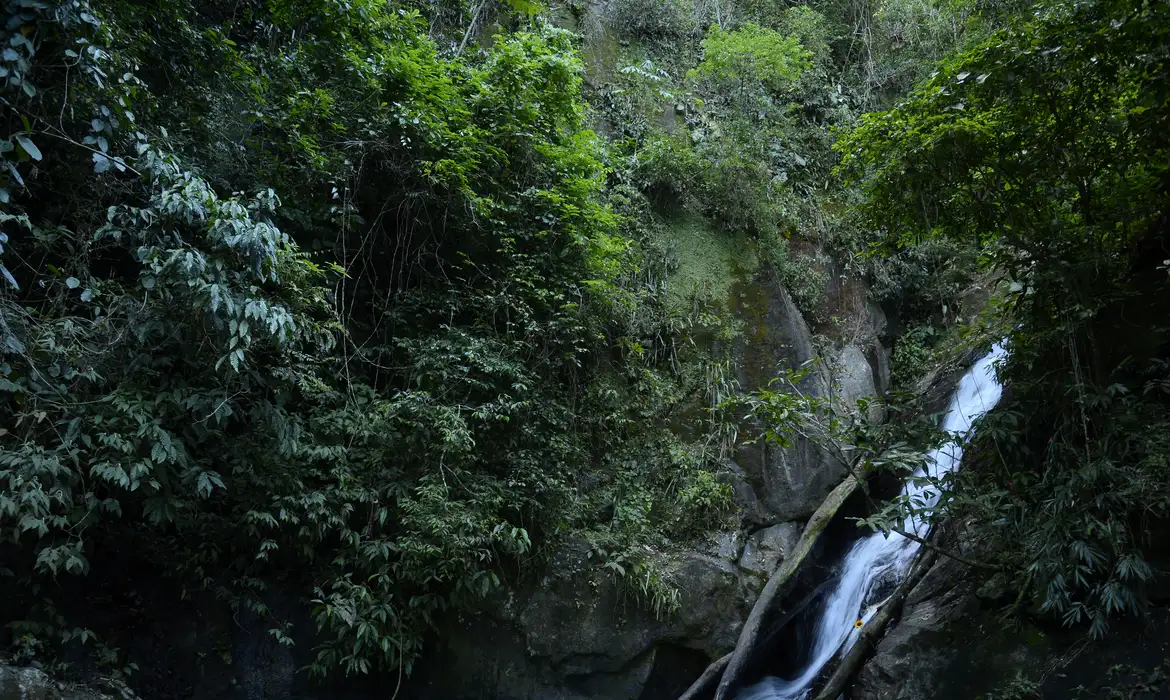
xmin=852 ymin=545 xmax=1170 ymax=700
xmin=851 ymin=555 xmax=972 ymax=700
xmin=0 ymin=666 xmax=142 ymax=700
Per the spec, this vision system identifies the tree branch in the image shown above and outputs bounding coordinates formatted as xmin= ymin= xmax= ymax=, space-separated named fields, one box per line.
xmin=891 ymin=526 xmax=1004 ymax=571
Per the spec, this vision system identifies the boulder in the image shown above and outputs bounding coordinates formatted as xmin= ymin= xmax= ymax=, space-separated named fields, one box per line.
xmin=851 ymin=555 xmax=973 ymax=700
xmin=407 ymin=541 xmax=753 ymax=700
xmin=730 ymin=270 xmax=843 ymax=521
xmin=729 ymin=268 xmax=893 ymax=522
xmin=721 ymin=461 xmax=769 ymax=526
xmin=738 ymin=522 xmax=802 ymax=583
xmin=833 ymin=344 xmax=882 ymax=423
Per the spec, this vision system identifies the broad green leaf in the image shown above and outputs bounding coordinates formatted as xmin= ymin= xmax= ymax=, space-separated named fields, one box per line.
xmin=14 ymin=134 xmax=40 ymax=161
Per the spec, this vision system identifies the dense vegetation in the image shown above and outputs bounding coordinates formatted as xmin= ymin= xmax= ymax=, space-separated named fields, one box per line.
xmin=3 ymin=0 xmax=1167 ymax=689
xmin=842 ymin=0 xmax=1170 ymax=637
xmin=0 ymin=0 xmax=744 ymax=677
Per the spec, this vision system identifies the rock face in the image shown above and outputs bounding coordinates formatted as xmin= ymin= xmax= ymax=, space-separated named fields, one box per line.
xmin=730 ymin=271 xmax=838 ymax=522
xmin=853 ymin=550 xmax=1170 ymax=700
xmin=0 ymin=666 xmax=59 ymax=700
xmin=832 ymin=344 xmax=882 ymax=423
xmin=851 ymin=555 xmax=976 ymax=700
xmin=407 ymin=525 xmax=811 ymax=700
xmin=739 ymin=522 xmax=801 ymax=584
xmin=730 ymin=269 xmax=888 ymax=522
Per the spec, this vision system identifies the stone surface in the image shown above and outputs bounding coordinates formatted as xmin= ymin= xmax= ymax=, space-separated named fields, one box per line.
xmin=730 ymin=270 xmax=842 ymax=522
xmin=833 ymin=344 xmax=882 ymax=423
xmin=851 ymin=555 xmax=973 ymax=700
xmin=852 ymin=548 xmax=1170 ymax=700
xmin=0 ymin=666 xmax=60 ymax=700
xmin=706 ymin=530 xmax=743 ymax=561
xmin=738 ymin=522 xmax=802 ymax=581
xmin=407 ymin=540 xmax=754 ymax=700
xmin=0 ymin=666 xmax=141 ymax=700
xmin=729 ymin=268 xmax=892 ymax=523
xmin=60 ymin=681 xmax=140 ymax=700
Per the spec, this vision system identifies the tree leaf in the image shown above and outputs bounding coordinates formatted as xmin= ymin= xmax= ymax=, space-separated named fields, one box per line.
xmin=65 ymin=276 xmax=80 ymax=289
xmin=14 ymin=134 xmax=40 ymax=161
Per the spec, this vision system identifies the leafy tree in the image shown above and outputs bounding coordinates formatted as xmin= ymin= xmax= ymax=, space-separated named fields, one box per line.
xmin=0 ymin=0 xmax=735 ymax=679
xmin=838 ymin=0 xmax=1170 ymax=636
xmin=687 ymin=23 xmax=811 ymax=99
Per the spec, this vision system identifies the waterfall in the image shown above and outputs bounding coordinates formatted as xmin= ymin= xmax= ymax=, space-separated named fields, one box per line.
xmin=734 ymin=343 xmax=1006 ymax=700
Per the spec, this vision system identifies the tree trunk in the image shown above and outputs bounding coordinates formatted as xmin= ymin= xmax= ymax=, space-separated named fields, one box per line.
xmin=714 ymin=472 xmax=867 ymax=700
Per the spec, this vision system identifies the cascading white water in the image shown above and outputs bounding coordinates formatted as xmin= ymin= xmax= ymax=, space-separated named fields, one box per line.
xmin=735 ymin=343 xmax=1007 ymax=700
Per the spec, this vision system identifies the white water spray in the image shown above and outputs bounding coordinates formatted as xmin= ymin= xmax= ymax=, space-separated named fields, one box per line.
xmin=735 ymin=344 xmax=1006 ymax=700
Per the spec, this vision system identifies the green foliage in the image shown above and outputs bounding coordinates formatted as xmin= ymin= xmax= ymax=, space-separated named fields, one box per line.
xmin=890 ymin=325 xmax=940 ymax=387
xmin=631 ymin=124 xmax=800 ymax=238
xmin=864 ymin=0 xmax=972 ymax=95
xmin=608 ymin=0 xmax=695 ymax=39
xmin=1068 ymin=658 xmax=1170 ymax=699
xmin=838 ymin=0 xmax=1170 ymax=638
xmin=867 ymin=237 xmax=981 ymax=325
xmin=687 ymin=23 xmax=811 ymax=97
xmin=0 ymin=0 xmax=736 ymax=680
xmin=979 ymin=672 xmax=1041 ymax=700
xmin=678 ymin=469 xmax=734 ymax=529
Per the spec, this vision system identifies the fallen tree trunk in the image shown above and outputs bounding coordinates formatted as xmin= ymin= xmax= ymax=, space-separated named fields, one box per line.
xmin=714 ymin=473 xmax=867 ymax=700
xmin=808 ymin=546 xmax=940 ymax=700
xmin=681 ymin=578 xmax=836 ymax=700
